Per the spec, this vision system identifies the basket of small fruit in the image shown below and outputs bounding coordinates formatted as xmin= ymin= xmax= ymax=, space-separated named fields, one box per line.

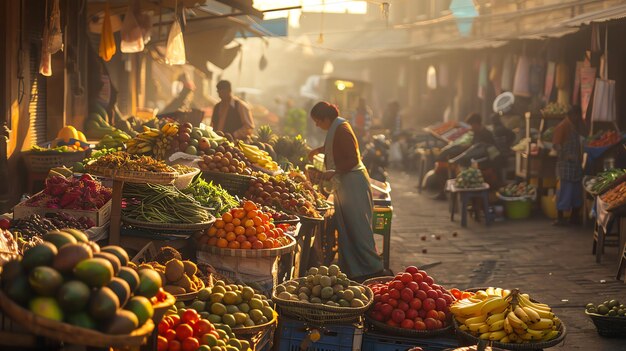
xmin=272 ymin=265 xmax=373 ymax=325
xmin=497 ymin=183 xmax=536 ymax=219
xmin=585 ymin=299 xmax=626 ymax=337
xmin=451 ymin=288 xmax=566 ymax=350
xmin=455 ymin=168 xmax=486 ymax=190
xmin=364 ymin=266 xmax=455 ymax=337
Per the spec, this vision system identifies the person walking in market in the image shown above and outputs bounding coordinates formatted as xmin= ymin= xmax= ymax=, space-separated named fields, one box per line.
xmin=552 ymin=106 xmax=585 ymax=226
xmin=350 ymin=97 xmax=373 ymax=151
xmin=308 ymin=101 xmax=384 ymax=281
xmin=211 ymin=80 xmax=255 ymax=140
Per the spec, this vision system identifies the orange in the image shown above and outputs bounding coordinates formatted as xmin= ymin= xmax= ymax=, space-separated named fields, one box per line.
xmin=233 ymin=209 xmax=246 ymax=219
xmin=241 ymin=241 xmax=252 ymax=249
xmin=214 ymin=220 xmax=225 ymax=229
xmin=222 ymin=212 xmax=233 ymax=223
xmin=252 ymin=216 xmax=263 ymax=226
xmin=268 ymin=222 xmax=275 ymax=230
xmin=259 ymin=213 xmax=269 ymax=222
xmin=216 ymin=238 xmax=228 ymax=248
xmin=263 ymin=224 xmax=272 ymax=233
xmin=246 ymin=210 xmax=258 ymax=219
xmin=224 ymin=223 xmax=235 ymax=232
xmin=207 ymin=237 xmax=218 ymax=246
xmin=207 ymin=227 xmax=217 ymax=237
xmin=234 ymin=226 xmax=245 ymax=236
xmin=216 ymin=229 xmax=227 ymax=238
xmin=244 ymin=219 xmax=255 ymax=228
xmin=273 ymin=239 xmax=282 ymax=248
xmin=248 ymin=235 xmax=258 ymax=243
xmin=257 ymin=233 xmax=267 ymax=241
xmin=276 ymin=227 xmax=284 ymax=235
xmin=262 ymin=240 xmax=273 ymax=249
xmin=255 ymin=225 xmax=265 ymax=235
xmin=227 ymin=241 xmax=240 ymax=249
xmin=232 ymin=218 xmax=241 ymax=226
xmin=243 ymin=201 xmax=257 ymax=212
xmin=236 ymin=234 xmax=247 ymax=243
xmin=245 ymin=227 xmax=256 ymax=236
xmin=225 ymin=232 xmax=237 ymax=242
xmin=252 ymin=241 xmax=264 ymax=250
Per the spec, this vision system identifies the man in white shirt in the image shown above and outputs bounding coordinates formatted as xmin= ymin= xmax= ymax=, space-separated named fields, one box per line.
xmin=210 ymin=80 xmax=255 ymax=139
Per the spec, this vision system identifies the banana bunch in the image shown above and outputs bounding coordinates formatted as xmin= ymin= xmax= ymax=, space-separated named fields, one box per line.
xmin=126 ymin=123 xmax=179 ymax=160
xmin=452 ymin=288 xmax=561 ymax=344
xmin=238 ymin=141 xmax=280 ymax=171
xmin=96 ymin=129 xmax=131 ymax=150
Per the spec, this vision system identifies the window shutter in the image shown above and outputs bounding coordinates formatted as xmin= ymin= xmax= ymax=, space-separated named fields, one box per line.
xmin=28 ymin=31 xmax=47 ymax=146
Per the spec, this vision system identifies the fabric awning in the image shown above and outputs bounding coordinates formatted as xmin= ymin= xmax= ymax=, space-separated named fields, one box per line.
xmin=558 ymin=4 xmax=626 ymax=26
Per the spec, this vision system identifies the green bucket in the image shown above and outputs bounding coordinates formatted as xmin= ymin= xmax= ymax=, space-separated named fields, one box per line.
xmin=504 ymin=199 xmax=532 ymax=219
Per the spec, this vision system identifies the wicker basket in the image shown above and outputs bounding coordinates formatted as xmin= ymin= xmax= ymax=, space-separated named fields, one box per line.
xmin=173 ymin=279 xmax=205 ymax=302
xmin=121 ymin=213 xmax=215 ymax=232
xmin=173 ymin=168 xmax=201 ymax=189
xmin=23 ymin=150 xmax=86 ymax=173
xmin=272 ymin=279 xmax=373 ymax=325
xmin=152 ymin=293 xmax=176 ymax=323
xmin=585 ymin=311 xmax=626 ymax=337
xmin=201 ymin=171 xmax=255 ymax=197
xmin=0 ymin=291 xmax=154 ymax=347
xmin=199 ymin=233 xmax=297 ymax=258
xmin=233 ymin=311 xmax=278 ymax=351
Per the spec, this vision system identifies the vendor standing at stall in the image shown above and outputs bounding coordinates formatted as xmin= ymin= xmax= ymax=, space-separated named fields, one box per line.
xmin=308 ymin=102 xmax=384 ymax=281
xmin=552 ymin=106 xmax=584 ymax=226
xmin=211 ymin=80 xmax=255 ymax=140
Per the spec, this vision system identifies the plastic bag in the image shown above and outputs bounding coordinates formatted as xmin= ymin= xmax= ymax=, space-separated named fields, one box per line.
xmin=165 ymin=19 xmax=186 ymax=65
xmin=99 ymin=3 xmax=116 ymax=62
xmin=47 ymin=0 xmax=63 ymax=54
xmin=120 ymin=0 xmax=144 ymax=53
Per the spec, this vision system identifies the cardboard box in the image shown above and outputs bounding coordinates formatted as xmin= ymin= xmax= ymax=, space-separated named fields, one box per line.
xmin=13 ymin=193 xmax=112 ymax=227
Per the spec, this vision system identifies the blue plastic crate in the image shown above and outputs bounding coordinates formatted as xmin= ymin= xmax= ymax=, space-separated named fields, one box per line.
xmin=277 ymin=317 xmax=362 ymax=351
xmin=361 ymin=331 xmax=459 ymax=351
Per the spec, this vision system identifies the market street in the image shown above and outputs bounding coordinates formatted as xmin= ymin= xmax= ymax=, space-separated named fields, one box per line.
xmin=386 ymin=170 xmax=626 ymax=351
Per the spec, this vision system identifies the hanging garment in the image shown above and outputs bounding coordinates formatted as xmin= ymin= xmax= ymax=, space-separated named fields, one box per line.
xmin=572 ymin=61 xmax=583 ymax=105
xmin=580 ymin=67 xmax=597 ymax=120
xmin=47 ymin=0 xmax=63 ymax=54
xmin=489 ymin=60 xmax=502 ymax=95
xmin=543 ymin=62 xmax=556 ymax=102
xmin=99 ymin=3 xmax=116 ymax=61
xmin=39 ymin=24 xmax=52 ymax=76
xmin=513 ymin=56 xmax=530 ymax=97
xmin=501 ymin=54 xmax=513 ymax=91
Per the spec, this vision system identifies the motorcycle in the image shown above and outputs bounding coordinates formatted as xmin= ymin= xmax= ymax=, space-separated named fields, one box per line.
xmin=362 ymin=134 xmax=390 ymax=182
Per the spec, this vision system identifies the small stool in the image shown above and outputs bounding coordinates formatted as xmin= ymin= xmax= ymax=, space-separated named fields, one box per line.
xmin=617 ymin=242 xmax=626 ymax=283
xmin=592 ymin=219 xmax=619 ymax=263
xmin=447 ymin=180 xmax=493 ymax=227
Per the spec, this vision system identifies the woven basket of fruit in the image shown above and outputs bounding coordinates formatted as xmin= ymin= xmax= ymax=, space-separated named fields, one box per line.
xmin=121 ymin=214 xmax=215 ymax=232
xmin=585 ymin=299 xmax=626 ymax=337
xmin=199 ymin=233 xmax=297 ymax=258
xmin=24 ymin=149 xmax=87 ymax=174
xmin=272 ymin=265 xmax=373 ymax=325
xmin=202 ymin=171 xmax=255 ymax=197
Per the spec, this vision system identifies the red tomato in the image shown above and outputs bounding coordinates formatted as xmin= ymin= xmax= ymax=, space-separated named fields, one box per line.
xmin=169 ymin=315 xmax=181 ymax=327
xmin=164 ymin=329 xmax=177 ymax=342
xmin=181 ymin=337 xmax=200 ymax=351
xmin=157 ymin=336 xmax=169 ymax=351
xmin=158 ymin=320 xmax=170 ymax=335
xmin=194 ymin=319 xmax=214 ymax=336
xmin=168 ymin=340 xmax=181 ymax=351
xmin=405 ymin=266 xmax=419 ymax=274
xmin=182 ymin=310 xmax=200 ymax=324
xmin=175 ymin=324 xmax=194 ymax=341
xmin=0 ymin=219 xmax=10 ymax=230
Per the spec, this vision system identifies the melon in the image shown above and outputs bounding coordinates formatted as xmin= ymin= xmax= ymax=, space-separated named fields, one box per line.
xmin=57 ymin=126 xmax=79 ymax=143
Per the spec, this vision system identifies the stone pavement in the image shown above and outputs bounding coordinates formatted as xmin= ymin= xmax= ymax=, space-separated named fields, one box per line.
xmin=382 ymin=170 xmax=626 ymax=350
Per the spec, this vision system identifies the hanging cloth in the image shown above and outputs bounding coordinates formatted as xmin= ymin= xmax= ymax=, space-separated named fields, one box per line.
xmin=513 ymin=56 xmax=530 ymax=97
xmin=47 ymin=0 xmax=63 ymax=54
xmin=39 ymin=0 xmax=52 ymax=76
xmin=165 ymin=11 xmax=186 ymax=65
xmin=555 ymin=63 xmax=570 ymax=105
xmin=99 ymin=2 xmax=116 ymax=61
xmin=120 ymin=0 xmax=144 ymax=53
xmin=489 ymin=59 xmax=502 ymax=95
xmin=501 ymin=54 xmax=513 ymax=91
xmin=572 ymin=61 xmax=583 ymax=105
xmin=591 ymin=28 xmax=616 ymax=122
xmin=543 ymin=62 xmax=556 ymax=102
xmin=528 ymin=59 xmax=545 ymax=96
xmin=477 ymin=60 xmax=488 ymax=99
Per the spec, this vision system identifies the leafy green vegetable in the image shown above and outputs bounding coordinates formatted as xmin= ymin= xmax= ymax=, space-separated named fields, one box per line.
xmin=182 ymin=177 xmax=239 ymax=215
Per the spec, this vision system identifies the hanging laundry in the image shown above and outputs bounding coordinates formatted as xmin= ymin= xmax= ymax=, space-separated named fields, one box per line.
xmin=501 ymin=54 xmax=513 ymax=91
xmin=99 ymin=3 xmax=116 ymax=61
xmin=513 ymin=56 xmax=530 ymax=97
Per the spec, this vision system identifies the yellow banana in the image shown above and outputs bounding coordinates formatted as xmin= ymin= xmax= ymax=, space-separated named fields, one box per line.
xmin=479 ymin=332 xmax=491 ymax=340
xmin=485 ymin=287 xmax=495 ymax=296
xmin=514 ymin=306 xmax=531 ymax=323
xmin=481 ymin=297 xmax=508 ymax=315
xmin=458 ymin=324 xmax=469 ymax=331
xmin=488 ymin=330 xmax=507 ymax=341
xmin=468 ymin=322 xmax=487 ymax=332
xmin=513 ymin=327 xmax=527 ymax=336
xmin=503 ymin=317 xmax=513 ymax=334
xmin=508 ymin=332 xmax=519 ymax=342
xmin=494 ymin=287 xmax=503 ymax=297
xmin=507 ymin=311 xmax=528 ymax=330
xmin=522 ymin=306 xmax=541 ymax=323
xmin=542 ymin=330 xmax=559 ymax=341
xmin=486 ymin=312 xmax=506 ymax=325
xmin=474 ymin=290 xmax=488 ymax=300
xmin=523 ymin=328 xmax=546 ymax=340
xmin=502 ymin=289 xmax=511 ymax=298
xmin=489 ymin=319 xmax=505 ymax=332
xmin=489 ymin=303 xmax=509 ymax=315
xmin=519 ymin=294 xmax=551 ymax=311
xmin=451 ymin=299 xmax=490 ymax=316
xmin=528 ymin=318 xmax=554 ymax=330
xmin=553 ymin=317 xmax=562 ymax=328
xmin=499 ymin=335 xmax=510 ymax=343
xmin=138 ymin=145 xmax=153 ymax=154
xmin=478 ymin=323 xmax=490 ymax=334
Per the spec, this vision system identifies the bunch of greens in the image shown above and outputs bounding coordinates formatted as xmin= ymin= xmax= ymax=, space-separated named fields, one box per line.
xmin=182 ymin=177 xmax=238 ymax=215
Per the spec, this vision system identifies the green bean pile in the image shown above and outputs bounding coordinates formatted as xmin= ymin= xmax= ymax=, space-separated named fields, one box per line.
xmin=122 ymin=183 xmax=210 ymax=223
xmin=181 ymin=177 xmax=239 ymax=215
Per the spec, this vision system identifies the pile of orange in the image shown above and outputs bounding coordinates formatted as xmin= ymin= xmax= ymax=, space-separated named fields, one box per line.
xmin=200 ymin=200 xmax=291 ymax=249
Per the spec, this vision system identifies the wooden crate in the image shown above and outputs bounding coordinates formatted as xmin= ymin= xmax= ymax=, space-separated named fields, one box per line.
xmin=13 ymin=193 xmax=112 ymax=227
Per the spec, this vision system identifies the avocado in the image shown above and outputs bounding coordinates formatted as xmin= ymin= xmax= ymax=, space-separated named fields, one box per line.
xmin=100 ymin=246 xmax=130 ymax=266
xmin=52 ymin=243 xmax=93 ymax=273
xmin=107 ymin=277 xmax=131 ymax=307
xmin=22 ymin=242 xmax=57 ymax=270
xmin=43 ymin=231 xmax=77 ymax=249
xmin=73 ymin=258 xmax=114 ymax=287
xmin=57 ymin=280 xmax=91 ymax=313
xmin=94 ymin=252 xmax=121 ymax=275
xmin=59 ymin=229 xmax=89 ymax=243
xmin=136 ymin=269 xmax=162 ymax=299
xmin=29 ymin=266 xmax=63 ymax=296
xmin=4 ymin=275 xmax=32 ymax=305
xmin=124 ymin=296 xmax=154 ymax=326
xmin=89 ymin=287 xmax=119 ymax=321
xmin=66 ymin=312 xmax=97 ymax=329
xmin=1 ymin=258 xmax=25 ymax=285
xmin=104 ymin=310 xmax=138 ymax=334
xmin=117 ymin=267 xmax=140 ymax=292
xmin=29 ymin=297 xmax=63 ymax=322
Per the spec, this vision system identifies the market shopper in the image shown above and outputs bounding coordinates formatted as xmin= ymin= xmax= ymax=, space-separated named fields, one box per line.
xmin=308 ymin=101 xmax=384 ymax=281
xmin=211 ymin=80 xmax=255 ymax=140
xmin=350 ymin=97 xmax=373 ymax=150
xmin=552 ymin=106 xmax=585 ymax=226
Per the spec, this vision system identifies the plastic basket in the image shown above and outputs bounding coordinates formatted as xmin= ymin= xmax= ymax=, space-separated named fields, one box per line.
xmin=201 ymin=171 xmax=254 ymax=197
xmin=173 ymin=167 xmax=201 ymax=189
xmin=585 ymin=311 xmax=626 ymax=337
xmin=503 ymin=199 xmax=532 ymax=219
xmin=23 ymin=150 xmax=86 ymax=173
xmin=277 ymin=316 xmax=362 ymax=351
xmin=361 ymin=330 xmax=459 ymax=351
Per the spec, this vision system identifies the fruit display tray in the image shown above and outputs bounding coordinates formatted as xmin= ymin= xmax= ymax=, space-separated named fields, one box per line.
xmin=13 ymin=195 xmax=112 ymax=227
xmin=198 ymin=233 xmax=297 ymax=258
xmin=0 ymin=291 xmax=154 ymax=348
xmin=585 ymin=310 xmax=626 ymax=337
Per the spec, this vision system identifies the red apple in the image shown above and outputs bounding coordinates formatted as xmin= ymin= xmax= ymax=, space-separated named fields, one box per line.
xmin=437 ymin=310 xmax=447 ymax=321
xmin=400 ymin=273 xmax=413 ymax=284
xmin=412 ymin=273 xmax=424 ymax=283
xmin=405 ymin=266 xmax=419 ymax=274
xmin=415 ymin=290 xmax=428 ymax=300
xmin=424 ymin=276 xmax=435 ymax=285
xmin=388 ymin=298 xmax=398 ymax=308
xmin=435 ymin=297 xmax=447 ymax=310
xmin=426 ymin=290 xmax=438 ymax=299
xmin=380 ymin=303 xmax=393 ymax=317
xmin=389 ymin=289 xmax=401 ymax=300
xmin=443 ymin=294 xmax=454 ymax=305
xmin=392 ymin=280 xmax=405 ymax=290
xmin=414 ymin=320 xmax=427 ymax=330
xmin=406 ymin=309 xmax=418 ymax=320
xmin=407 ymin=281 xmax=419 ymax=293
xmin=398 ymin=301 xmax=409 ymax=312
xmin=426 ymin=310 xmax=439 ymax=319
xmin=410 ymin=298 xmax=422 ymax=310
xmin=418 ymin=282 xmax=430 ymax=291
xmin=424 ymin=317 xmax=438 ymax=330
xmin=391 ymin=309 xmax=406 ymax=324
xmin=400 ymin=288 xmax=414 ymax=302
xmin=423 ymin=298 xmax=436 ymax=311
xmin=400 ymin=319 xmax=415 ymax=329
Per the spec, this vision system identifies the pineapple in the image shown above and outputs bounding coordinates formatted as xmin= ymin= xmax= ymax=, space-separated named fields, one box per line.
xmin=256 ymin=125 xmax=277 ymax=145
